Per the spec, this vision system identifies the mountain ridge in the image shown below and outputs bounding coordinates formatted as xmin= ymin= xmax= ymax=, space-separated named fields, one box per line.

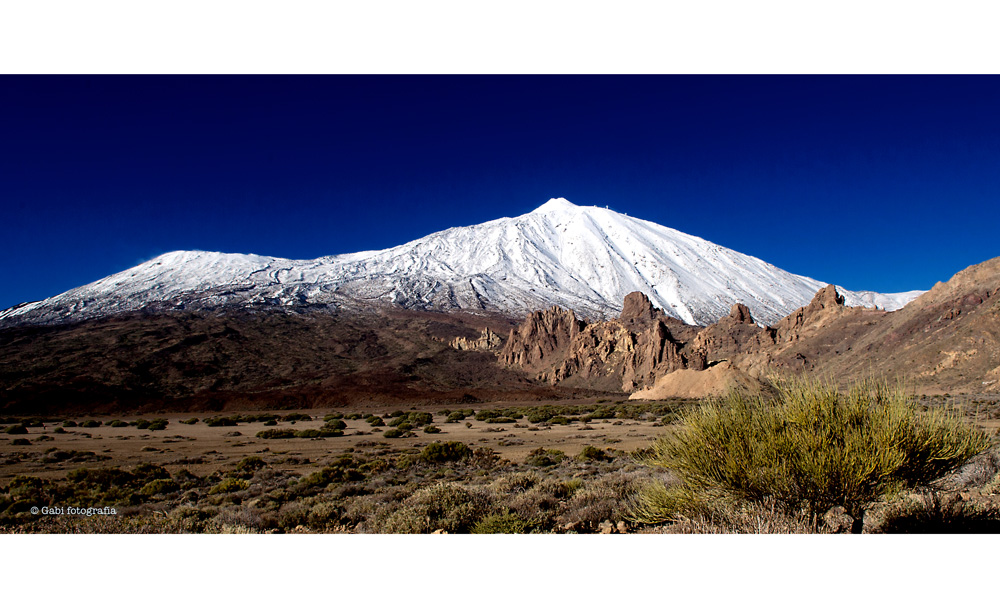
xmin=0 ymin=198 xmax=923 ymax=328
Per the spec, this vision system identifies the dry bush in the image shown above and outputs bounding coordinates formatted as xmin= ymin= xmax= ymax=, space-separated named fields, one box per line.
xmin=489 ymin=472 xmax=540 ymax=496
xmin=870 ymin=491 xmax=1000 ymax=534
xmin=213 ymin=504 xmax=274 ymax=533
xmin=659 ymin=499 xmax=819 ymax=534
xmin=381 ymin=482 xmax=493 ymax=533
xmin=558 ymin=471 xmax=641 ymax=531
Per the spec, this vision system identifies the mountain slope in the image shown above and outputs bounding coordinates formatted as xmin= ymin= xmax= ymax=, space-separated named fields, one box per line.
xmin=0 ymin=198 xmax=922 ymax=328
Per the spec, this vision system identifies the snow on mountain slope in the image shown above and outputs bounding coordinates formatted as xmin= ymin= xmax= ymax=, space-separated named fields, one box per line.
xmin=0 ymin=198 xmax=924 ymax=328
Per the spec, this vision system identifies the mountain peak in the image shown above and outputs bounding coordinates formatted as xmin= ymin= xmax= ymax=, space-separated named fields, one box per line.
xmin=531 ymin=197 xmax=579 ymax=214
xmin=0 ymin=195 xmax=926 ymax=329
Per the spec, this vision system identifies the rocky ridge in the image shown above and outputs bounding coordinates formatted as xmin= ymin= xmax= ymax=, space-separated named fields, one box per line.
xmin=494 ymin=257 xmax=1000 ymax=397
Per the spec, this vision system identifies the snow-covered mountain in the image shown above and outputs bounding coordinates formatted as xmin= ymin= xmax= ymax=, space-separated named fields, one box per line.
xmin=0 ymin=198 xmax=924 ymax=328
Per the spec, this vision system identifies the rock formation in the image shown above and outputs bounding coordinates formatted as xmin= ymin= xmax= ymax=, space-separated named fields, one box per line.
xmin=498 ymin=292 xmax=704 ymax=392
xmin=498 ymin=258 xmax=1000 ymax=398
xmin=450 ymin=328 xmax=504 ymax=353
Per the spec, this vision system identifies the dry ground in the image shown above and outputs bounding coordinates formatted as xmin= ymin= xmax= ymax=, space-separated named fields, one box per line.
xmin=3 ymin=394 xmax=998 ymax=534
xmin=0 ymin=403 xmax=669 ymax=484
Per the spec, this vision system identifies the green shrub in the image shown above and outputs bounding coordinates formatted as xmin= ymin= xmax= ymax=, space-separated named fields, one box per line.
xmin=263 ymin=420 xmax=278 ymax=426
xmin=204 ymin=416 xmax=238 ymax=427
xmin=292 ymin=429 xmax=343 ymax=438
xmin=547 ymin=416 xmax=570 ymax=426
xmin=421 ymin=441 xmax=471 ymax=463
xmin=637 ymin=378 xmax=991 ymax=533
xmin=388 ymin=416 xmax=408 ymax=427
xmin=140 ymin=479 xmax=180 ymax=496
xmin=424 ymin=425 xmax=442 ymax=434
xmin=366 ymin=416 xmax=385 ymax=426
xmin=383 ymin=428 xmax=404 ymax=439
xmin=324 ymin=412 xmax=344 ymax=421
xmin=281 ymin=413 xmax=312 ymax=422
xmin=107 ymin=420 xmax=128 ymax=428
xmin=300 ymin=466 xmax=364 ymax=488
xmin=11 ymin=438 xmax=30 ymax=446
xmin=80 ymin=420 xmax=101 ymax=428
xmin=588 ymin=406 xmax=617 ymax=420
xmin=62 ymin=421 xmax=78 ymax=428
xmin=209 ymin=478 xmax=250 ymax=494
xmin=524 ymin=447 xmax=566 ymax=467
xmin=323 ymin=419 xmax=346 ymax=431
xmin=236 ymin=456 xmax=267 ymax=472
xmin=476 ymin=409 xmax=522 ymax=422
xmin=256 ymin=429 xmax=296 ymax=439
xmin=180 ymin=418 xmax=199 ymax=425
xmin=146 ymin=419 xmax=168 ymax=431
xmin=471 ymin=511 xmax=533 ymax=534
xmin=526 ymin=407 xmax=559 ymax=423
xmin=576 ymin=446 xmax=611 ymax=462
xmin=4 ymin=425 xmax=28 ymax=435
xmin=407 ymin=412 xmax=434 ymax=427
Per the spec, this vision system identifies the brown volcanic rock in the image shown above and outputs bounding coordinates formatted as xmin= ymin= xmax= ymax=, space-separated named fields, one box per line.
xmin=689 ymin=303 xmax=774 ymax=363
xmin=497 ymin=306 xmax=584 ymax=372
xmin=620 ymin=291 xmax=662 ymax=324
xmin=819 ymin=257 xmax=1000 ymax=393
xmin=450 ymin=328 xmax=504 ymax=353
xmin=500 ymin=257 xmax=1000 ymax=398
xmin=729 ymin=257 xmax=1000 ymax=393
xmin=498 ymin=293 xmax=701 ymax=392
xmin=773 ymin=284 xmax=847 ymax=343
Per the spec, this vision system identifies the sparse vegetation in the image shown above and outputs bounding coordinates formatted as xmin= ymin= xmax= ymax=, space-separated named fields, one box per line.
xmin=3 ymin=390 xmax=997 ymax=535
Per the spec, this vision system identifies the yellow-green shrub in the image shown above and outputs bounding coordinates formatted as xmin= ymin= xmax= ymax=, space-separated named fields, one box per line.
xmin=637 ymin=378 xmax=990 ymax=532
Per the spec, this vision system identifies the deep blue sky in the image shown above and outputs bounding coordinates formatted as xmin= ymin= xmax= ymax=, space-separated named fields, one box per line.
xmin=3 ymin=75 xmax=999 ymax=310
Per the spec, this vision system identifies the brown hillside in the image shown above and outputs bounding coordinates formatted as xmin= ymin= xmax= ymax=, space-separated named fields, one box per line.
xmin=0 ymin=307 xmax=603 ymax=414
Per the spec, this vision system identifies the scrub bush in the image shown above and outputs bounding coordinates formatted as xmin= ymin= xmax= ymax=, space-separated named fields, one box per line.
xmin=635 ymin=378 xmax=990 ymax=532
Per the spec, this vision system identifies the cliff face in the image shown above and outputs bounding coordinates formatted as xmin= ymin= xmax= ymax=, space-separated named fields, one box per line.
xmin=497 ymin=306 xmax=585 ymax=372
xmin=498 ymin=292 xmax=702 ymax=392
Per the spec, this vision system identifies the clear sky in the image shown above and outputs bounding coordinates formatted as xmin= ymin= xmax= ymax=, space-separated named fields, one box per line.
xmin=3 ymin=75 xmax=999 ymax=310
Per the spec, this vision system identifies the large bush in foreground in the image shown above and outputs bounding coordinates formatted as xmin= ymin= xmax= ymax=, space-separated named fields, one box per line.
xmin=635 ymin=378 xmax=990 ymax=533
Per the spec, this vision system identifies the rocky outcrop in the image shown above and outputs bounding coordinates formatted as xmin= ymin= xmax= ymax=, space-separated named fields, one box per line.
xmin=499 ymin=259 xmax=1000 ymax=398
xmin=688 ymin=303 xmax=775 ymax=362
xmin=773 ymin=284 xmax=846 ymax=343
xmin=450 ymin=328 xmax=503 ymax=353
xmin=498 ymin=306 xmax=585 ymax=372
xmin=498 ymin=293 xmax=703 ymax=392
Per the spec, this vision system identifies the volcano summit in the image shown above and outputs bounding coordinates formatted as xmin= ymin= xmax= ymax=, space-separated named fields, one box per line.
xmin=0 ymin=198 xmax=922 ymax=328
